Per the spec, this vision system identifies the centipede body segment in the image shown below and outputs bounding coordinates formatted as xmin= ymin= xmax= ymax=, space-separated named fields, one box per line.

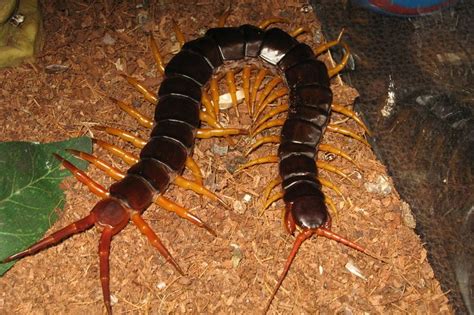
xmin=1 ymin=11 xmax=373 ymax=314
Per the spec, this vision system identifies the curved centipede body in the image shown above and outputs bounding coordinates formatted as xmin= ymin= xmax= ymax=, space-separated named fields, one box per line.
xmin=1 ymin=12 xmax=374 ymax=314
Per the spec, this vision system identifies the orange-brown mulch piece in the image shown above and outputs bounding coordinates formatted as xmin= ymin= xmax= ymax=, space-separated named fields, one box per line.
xmin=0 ymin=1 xmax=452 ymax=314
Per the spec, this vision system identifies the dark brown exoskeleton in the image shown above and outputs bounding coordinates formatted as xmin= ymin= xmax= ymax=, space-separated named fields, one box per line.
xmin=2 ymin=15 xmax=372 ymax=314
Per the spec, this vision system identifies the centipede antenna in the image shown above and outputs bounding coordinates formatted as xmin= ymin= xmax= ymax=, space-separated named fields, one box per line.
xmin=316 ymin=227 xmax=389 ymax=264
xmin=263 ymin=229 xmax=314 ymax=313
xmin=316 ymin=227 xmax=365 ymax=252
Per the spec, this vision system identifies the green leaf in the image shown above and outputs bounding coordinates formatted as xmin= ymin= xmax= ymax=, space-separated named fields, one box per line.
xmin=0 ymin=137 xmax=92 ymax=275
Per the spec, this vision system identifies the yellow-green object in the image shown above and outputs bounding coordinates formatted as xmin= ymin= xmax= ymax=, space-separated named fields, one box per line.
xmin=0 ymin=0 xmax=42 ymax=68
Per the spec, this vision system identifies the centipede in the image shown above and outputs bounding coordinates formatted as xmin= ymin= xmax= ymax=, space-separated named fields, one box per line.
xmin=1 ymin=9 xmax=376 ymax=314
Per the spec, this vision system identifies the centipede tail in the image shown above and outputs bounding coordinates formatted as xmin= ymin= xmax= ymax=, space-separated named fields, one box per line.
xmin=2 ymin=14 xmax=371 ymax=313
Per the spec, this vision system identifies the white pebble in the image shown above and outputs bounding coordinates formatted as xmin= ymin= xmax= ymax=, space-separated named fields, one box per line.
xmin=345 ymin=260 xmax=367 ymax=281
xmin=156 ymin=281 xmax=166 ymax=290
xmin=364 ymin=175 xmax=391 ymax=196
xmin=110 ymin=294 xmax=118 ymax=305
xmin=219 ymin=90 xmax=245 ymax=109
xmin=243 ymin=194 xmax=252 ymax=203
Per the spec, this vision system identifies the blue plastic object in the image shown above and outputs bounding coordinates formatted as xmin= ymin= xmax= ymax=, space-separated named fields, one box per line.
xmin=352 ymin=0 xmax=457 ymax=16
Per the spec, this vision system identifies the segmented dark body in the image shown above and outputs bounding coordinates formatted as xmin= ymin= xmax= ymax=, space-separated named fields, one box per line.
xmin=108 ymin=25 xmax=332 ymax=231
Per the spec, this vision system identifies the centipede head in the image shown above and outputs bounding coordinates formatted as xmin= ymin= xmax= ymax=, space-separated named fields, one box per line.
xmin=288 ymin=193 xmax=330 ymax=231
xmin=283 ymin=187 xmax=331 ymax=236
